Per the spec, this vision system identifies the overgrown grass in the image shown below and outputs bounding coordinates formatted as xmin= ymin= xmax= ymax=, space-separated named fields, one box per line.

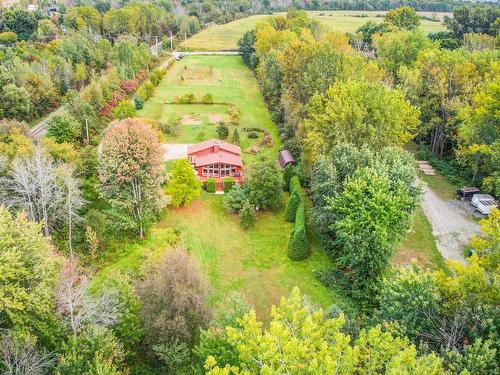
xmin=186 ymin=11 xmax=446 ymax=51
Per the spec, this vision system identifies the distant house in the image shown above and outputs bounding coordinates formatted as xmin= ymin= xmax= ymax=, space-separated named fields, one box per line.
xmin=188 ymin=139 xmax=244 ymax=184
xmin=277 ymin=150 xmax=296 ymax=170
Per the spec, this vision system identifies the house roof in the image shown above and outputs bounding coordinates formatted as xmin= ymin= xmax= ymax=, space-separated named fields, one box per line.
xmin=277 ymin=150 xmax=296 ymax=169
xmin=188 ymin=139 xmax=241 ymax=155
xmin=195 ymin=152 xmax=243 ymax=167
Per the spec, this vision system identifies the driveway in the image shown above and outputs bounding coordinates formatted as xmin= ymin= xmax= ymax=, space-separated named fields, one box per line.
xmin=420 ymin=184 xmax=480 ymax=264
xmin=161 ymin=144 xmax=191 ymax=161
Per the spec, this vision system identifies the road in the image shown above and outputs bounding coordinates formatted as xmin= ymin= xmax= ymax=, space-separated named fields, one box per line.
xmin=420 ymin=184 xmax=480 ymax=264
xmin=28 ymin=105 xmax=66 ymax=139
xmin=172 ymin=51 xmax=241 ymax=59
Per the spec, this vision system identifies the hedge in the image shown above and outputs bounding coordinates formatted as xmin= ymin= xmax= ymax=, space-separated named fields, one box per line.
xmin=283 ymin=164 xmax=296 ymax=191
xmin=287 ymin=202 xmax=310 ymax=261
xmin=206 ymin=178 xmax=216 ymax=193
xmin=284 ymin=190 xmax=301 ymax=222
xmin=289 ymin=175 xmax=301 ymax=194
xmin=223 ymin=178 xmax=234 ymax=193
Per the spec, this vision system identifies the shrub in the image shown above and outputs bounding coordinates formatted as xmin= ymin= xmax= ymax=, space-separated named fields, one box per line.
xmin=240 ymin=201 xmax=256 ymax=229
xmin=248 ymin=131 xmax=258 ymax=139
xmin=217 ymin=123 xmax=229 ymax=140
xmin=206 ymin=178 xmax=216 ymax=193
xmin=289 ymin=175 xmax=301 ymax=194
xmin=166 ymin=159 xmax=202 ymax=207
xmin=120 ymin=79 xmax=139 ymax=94
xmin=284 ymin=190 xmax=301 ymax=222
xmin=159 ymin=115 xmax=181 ymax=135
xmin=0 ymin=31 xmax=17 ymax=45
xmin=232 ymin=128 xmax=240 ymax=145
xmin=47 ymin=112 xmax=80 ymax=144
xmin=247 ymin=161 xmax=284 ymax=211
xmin=228 ymin=106 xmax=240 ymax=124
xmin=283 ymin=164 xmax=296 ymax=191
xmin=176 ymin=92 xmax=195 ymax=104
xmin=287 ymin=203 xmax=309 ymax=260
xmin=134 ymin=95 xmax=144 ymax=110
xmin=223 ymin=178 xmax=234 ymax=193
xmin=202 ymin=93 xmax=214 ymax=104
xmin=112 ymin=100 xmax=136 ymax=120
xmin=223 ymin=183 xmax=246 ymax=213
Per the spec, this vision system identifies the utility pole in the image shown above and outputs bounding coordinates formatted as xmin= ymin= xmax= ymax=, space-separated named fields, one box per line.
xmin=85 ymin=118 xmax=89 ymax=145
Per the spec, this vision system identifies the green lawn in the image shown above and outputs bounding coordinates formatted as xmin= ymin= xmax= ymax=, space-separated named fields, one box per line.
xmin=186 ymin=11 xmax=447 ymax=51
xmin=164 ymin=192 xmax=335 ymax=319
xmin=138 ymin=55 xmax=280 ymax=167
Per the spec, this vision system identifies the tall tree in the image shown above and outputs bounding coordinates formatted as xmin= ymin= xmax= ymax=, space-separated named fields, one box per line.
xmin=0 ymin=206 xmax=61 ymax=344
xmin=300 ymin=81 xmax=419 ymax=167
xmin=384 ymin=6 xmax=421 ymax=30
xmin=204 ymin=288 xmax=444 ymax=374
xmin=99 ymin=118 xmax=166 ymax=239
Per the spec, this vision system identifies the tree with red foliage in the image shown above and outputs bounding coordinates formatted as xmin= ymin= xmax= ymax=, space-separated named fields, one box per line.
xmin=99 ymin=118 xmax=167 ymax=238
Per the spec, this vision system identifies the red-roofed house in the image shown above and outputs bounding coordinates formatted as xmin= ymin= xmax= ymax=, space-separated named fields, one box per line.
xmin=188 ymin=139 xmax=244 ymax=185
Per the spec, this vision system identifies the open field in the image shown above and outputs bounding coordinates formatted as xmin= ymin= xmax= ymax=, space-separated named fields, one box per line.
xmin=186 ymin=11 xmax=447 ymax=51
xmin=138 ymin=55 xmax=280 ymax=167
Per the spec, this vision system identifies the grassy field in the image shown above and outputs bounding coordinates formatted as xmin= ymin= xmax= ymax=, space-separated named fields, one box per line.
xmin=138 ymin=55 xmax=280 ymax=167
xmin=395 ymin=208 xmax=447 ymax=271
xmin=186 ymin=11 xmax=447 ymax=51
xmin=165 ymin=193 xmax=337 ymax=318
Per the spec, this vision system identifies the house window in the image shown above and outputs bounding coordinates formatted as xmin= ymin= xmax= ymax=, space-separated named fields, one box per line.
xmin=207 ymin=164 xmax=219 ymax=177
xmin=202 ymin=167 xmax=208 ymax=177
xmin=220 ymin=164 xmax=233 ymax=178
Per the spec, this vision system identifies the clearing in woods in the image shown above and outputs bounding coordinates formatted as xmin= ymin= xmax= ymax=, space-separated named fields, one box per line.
xmin=102 ymin=55 xmax=446 ymax=318
xmin=186 ymin=10 xmax=448 ymax=51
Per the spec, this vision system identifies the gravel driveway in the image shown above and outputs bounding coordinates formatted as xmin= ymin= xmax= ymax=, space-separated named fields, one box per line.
xmin=420 ymin=184 xmax=480 ymax=264
xmin=161 ymin=144 xmax=191 ymax=161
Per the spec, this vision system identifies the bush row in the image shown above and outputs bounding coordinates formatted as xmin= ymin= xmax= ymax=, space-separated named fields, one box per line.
xmin=286 ymin=174 xmax=310 ymax=260
xmin=134 ymin=66 xmax=169 ymax=110
xmin=287 ymin=202 xmax=309 ymax=261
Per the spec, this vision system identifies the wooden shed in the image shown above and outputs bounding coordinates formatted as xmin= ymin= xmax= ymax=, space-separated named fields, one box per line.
xmin=277 ymin=150 xmax=296 ymax=170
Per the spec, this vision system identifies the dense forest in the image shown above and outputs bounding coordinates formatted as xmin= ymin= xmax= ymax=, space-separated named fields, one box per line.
xmin=0 ymin=0 xmax=499 ymax=374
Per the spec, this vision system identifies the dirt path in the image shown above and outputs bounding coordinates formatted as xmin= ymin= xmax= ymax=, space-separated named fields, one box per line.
xmin=420 ymin=184 xmax=479 ymax=264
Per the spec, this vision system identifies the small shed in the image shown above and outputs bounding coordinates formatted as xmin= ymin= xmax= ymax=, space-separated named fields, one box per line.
xmin=277 ymin=150 xmax=296 ymax=170
xmin=457 ymin=187 xmax=480 ymax=201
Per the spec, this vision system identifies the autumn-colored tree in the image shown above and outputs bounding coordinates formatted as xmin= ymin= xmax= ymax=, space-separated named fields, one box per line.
xmin=137 ymin=249 xmax=211 ymax=347
xmin=99 ymin=118 xmax=166 ymax=239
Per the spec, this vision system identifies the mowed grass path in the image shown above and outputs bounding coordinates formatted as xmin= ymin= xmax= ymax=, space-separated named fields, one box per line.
xmin=165 ymin=193 xmax=335 ymax=318
xmin=138 ymin=55 xmax=280 ymax=166
xmin=187 ymin=11 xmax=447 ymax=51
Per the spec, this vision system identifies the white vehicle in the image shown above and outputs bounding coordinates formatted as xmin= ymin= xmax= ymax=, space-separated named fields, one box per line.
xmin=477 ymin=199 xmax=498 ymax=215
xmin=471 ymin=194 xmax=494 ymax=207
